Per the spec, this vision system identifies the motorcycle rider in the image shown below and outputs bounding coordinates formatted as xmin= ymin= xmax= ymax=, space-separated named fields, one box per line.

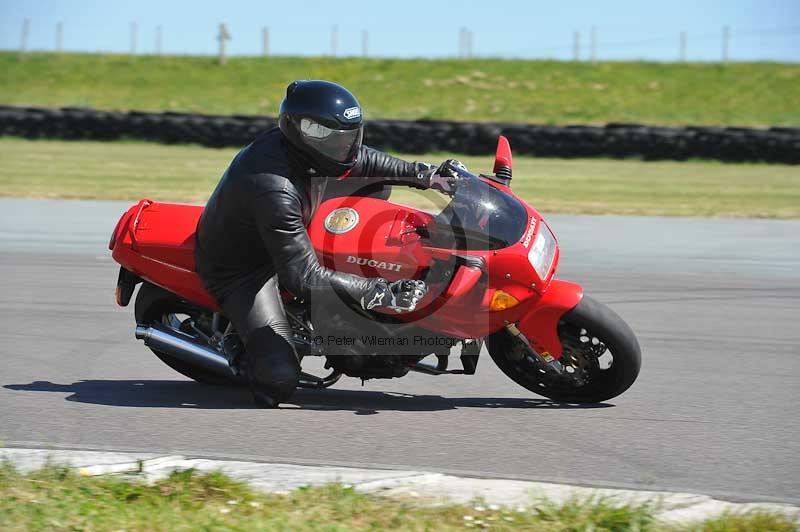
xmin=195 ymin=80 xmax=463 ymax=407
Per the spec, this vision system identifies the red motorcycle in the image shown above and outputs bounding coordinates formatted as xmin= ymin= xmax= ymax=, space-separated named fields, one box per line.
xmin=109 ymin=137 xmax=640 ymax=403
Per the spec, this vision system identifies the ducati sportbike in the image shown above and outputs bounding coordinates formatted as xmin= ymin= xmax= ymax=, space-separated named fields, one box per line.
xmin=109 ymin=137 xmax=641 ymax=403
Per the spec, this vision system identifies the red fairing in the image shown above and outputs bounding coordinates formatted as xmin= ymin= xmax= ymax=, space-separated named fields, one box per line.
xmin=306 ymin=189 xmax=574 ymax=342
xmin=445 ymin=266 xmax=482 ymax=298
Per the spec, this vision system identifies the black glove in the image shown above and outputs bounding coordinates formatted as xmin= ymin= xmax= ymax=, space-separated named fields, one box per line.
xmin=429 ymin=159 xmax=468 ymax=196
xmin=361 ymin=279 xmax=428 ymax=313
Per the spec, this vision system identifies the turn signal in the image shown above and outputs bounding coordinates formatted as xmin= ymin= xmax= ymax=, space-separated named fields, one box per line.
xmin=489 ymin=290 xmax=519 ymax=311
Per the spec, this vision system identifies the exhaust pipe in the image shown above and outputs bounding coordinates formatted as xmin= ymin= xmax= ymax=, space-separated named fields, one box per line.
xmin=135 ymin=323 xmax=236 ymax=379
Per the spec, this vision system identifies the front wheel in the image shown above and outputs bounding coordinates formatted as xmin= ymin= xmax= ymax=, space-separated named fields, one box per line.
xmin=488 ymin=295 xmax=641 ymax=403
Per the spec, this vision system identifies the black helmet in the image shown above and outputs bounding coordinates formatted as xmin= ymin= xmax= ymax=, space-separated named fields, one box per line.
xmin=278 ymin=80 xmax=364 ymax=177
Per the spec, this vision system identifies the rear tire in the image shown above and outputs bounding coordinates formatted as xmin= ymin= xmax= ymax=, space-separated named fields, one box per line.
xmin=488 ymin=295 xmax=641 ymax=403
xmin=134 ymin=282 xmax=235 ymax=386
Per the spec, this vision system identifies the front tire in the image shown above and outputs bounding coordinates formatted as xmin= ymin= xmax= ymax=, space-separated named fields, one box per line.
xmin=488 ymin=295 xmax=641 ymax=403
xmin=134 ymin=282 xmax=235 ymax=386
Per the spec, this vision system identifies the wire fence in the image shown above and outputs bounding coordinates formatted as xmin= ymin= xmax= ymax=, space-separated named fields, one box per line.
xmin=10 ymin=19 xmax=800 ymax=63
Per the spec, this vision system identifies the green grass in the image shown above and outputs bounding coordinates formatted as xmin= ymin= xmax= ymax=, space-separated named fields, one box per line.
xmin=1 ymin=463 xmax=795 ymax=531
xmin=2 ymin=52 xmax=799 ymax=126
xmin=1 ymin=137 xmax=798 ymax=218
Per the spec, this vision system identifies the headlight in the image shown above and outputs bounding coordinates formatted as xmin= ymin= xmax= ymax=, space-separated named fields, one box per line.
xmin=528 ymin=222 xmax=557 ymax=279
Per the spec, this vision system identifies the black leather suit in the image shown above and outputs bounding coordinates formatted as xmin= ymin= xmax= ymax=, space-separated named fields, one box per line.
xmin=195 ymin=127 xmax=431 ymax=404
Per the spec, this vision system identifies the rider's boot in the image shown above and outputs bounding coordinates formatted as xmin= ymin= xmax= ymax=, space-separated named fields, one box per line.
xmin=245 ymin=327 xmax=301 ymax=408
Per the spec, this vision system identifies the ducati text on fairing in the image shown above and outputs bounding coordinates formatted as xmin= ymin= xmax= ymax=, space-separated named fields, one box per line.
xmin=346 ymin=255 xmax=403 ymax=272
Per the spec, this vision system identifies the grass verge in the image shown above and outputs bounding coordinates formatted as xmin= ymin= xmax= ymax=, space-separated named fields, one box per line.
xmin=2 ymin=52 xmax=799 ymax=126
xmin=1 ymin=137 xmax=799 ymax=218
xmin=1 ymin=463 xmax=795 ymax=531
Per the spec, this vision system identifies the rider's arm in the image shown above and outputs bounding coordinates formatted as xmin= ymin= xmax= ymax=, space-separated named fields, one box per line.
xmin=348 ymin=146 xmax=463 ymax=197
xmin=250 ymin=179 xmax=374 ymax=301
xmin=251 ymin=181 xmax=426 ymax=312
xmin=348 ymin=145 xmax=435 ymax=189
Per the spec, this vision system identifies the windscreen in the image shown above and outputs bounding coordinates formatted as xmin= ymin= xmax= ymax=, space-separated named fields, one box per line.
xmin=426 ymin=173 xmax=529 ymax=251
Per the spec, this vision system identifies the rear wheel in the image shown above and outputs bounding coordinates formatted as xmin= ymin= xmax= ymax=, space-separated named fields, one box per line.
xmin=134 ymin=282 xmax=236 ymax=386
xmin=488 ymin=295 xmax=641 ymax=403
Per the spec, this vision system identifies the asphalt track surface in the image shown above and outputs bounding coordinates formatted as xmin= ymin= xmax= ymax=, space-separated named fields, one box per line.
xmin=1 ymin=198 xmax=798 ymax=504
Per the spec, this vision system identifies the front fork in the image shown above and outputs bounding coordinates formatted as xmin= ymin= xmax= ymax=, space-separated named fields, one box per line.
xmin=504 ymin=322 xmax=565 ymax=375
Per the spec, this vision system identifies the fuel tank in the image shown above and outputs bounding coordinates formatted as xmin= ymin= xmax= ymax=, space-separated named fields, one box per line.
xmin=307 ymin=196 xmax=435 ymax=282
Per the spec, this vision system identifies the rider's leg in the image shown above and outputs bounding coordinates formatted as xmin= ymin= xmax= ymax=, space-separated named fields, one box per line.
xmin=221 ymin=275 xmax=300 ymax=408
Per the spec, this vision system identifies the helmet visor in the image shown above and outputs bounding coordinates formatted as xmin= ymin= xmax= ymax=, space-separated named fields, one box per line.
xmin=299 ymin=118 xmax=362 ymax=163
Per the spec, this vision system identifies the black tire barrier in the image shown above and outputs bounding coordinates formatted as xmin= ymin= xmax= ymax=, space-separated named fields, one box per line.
xmin=1 ymin=105 xmax=797 ymax=164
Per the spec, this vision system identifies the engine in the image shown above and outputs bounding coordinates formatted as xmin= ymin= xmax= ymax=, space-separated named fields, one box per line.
xmin=287 ymin=301 xmax=460 ymax=380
